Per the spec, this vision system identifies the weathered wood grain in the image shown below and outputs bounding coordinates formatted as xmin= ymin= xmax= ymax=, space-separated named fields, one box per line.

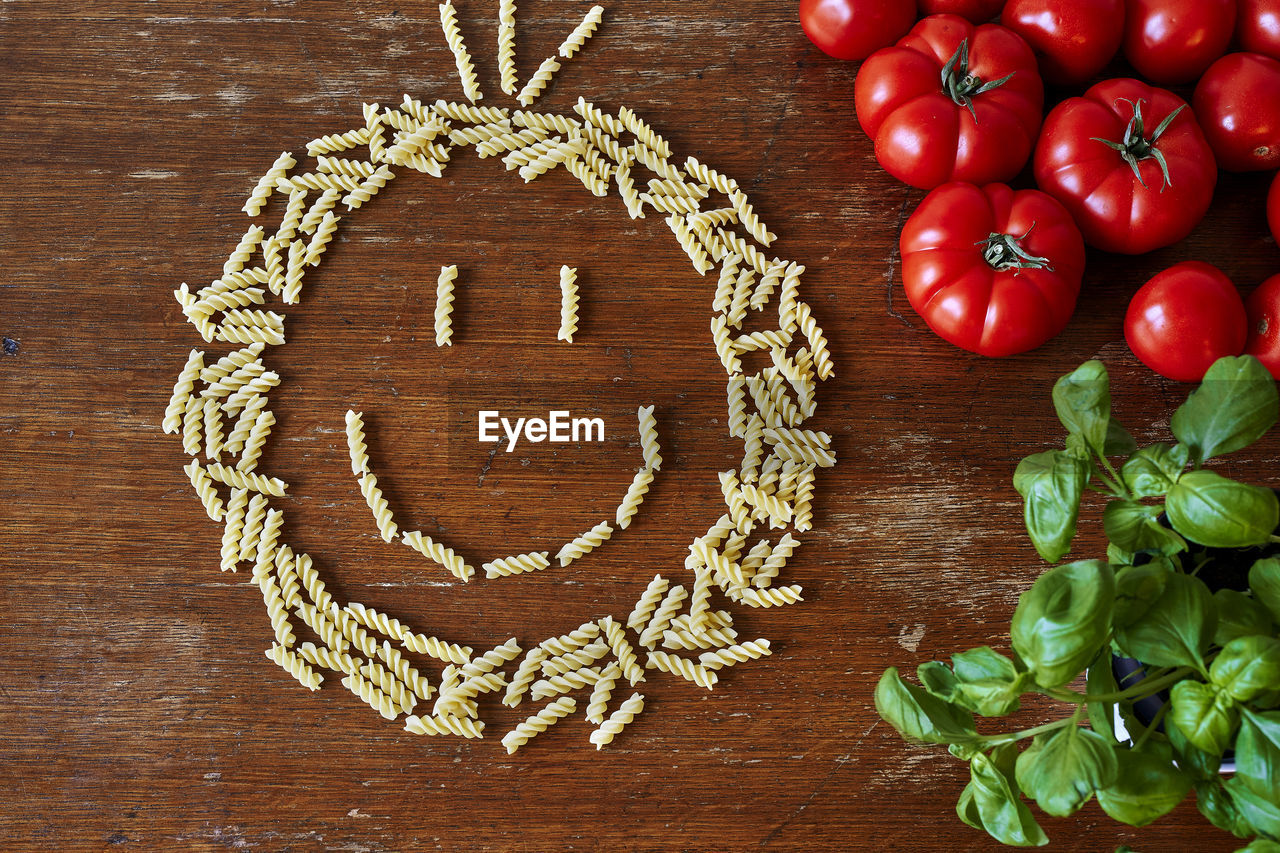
xmin=1 ymin=1 xmax=1276 ymax=850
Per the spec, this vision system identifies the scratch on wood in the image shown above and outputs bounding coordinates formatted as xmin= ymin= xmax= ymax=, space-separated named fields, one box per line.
xmin=883 ymin=192 xmax=913 ymax=328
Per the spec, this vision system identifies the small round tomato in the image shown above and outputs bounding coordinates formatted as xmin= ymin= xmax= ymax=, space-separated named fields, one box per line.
xmin=900 ymin=182 xmax=1085 ymax=356
xmin=1246 ymin=274 xmax=1280 ymax=378
xmin=1124 ymin=261 xmax=1247 ymax=381
xmin=1270 ymin=171 xmax=1280 ymax=244
xmin=1034 ymin=78 xmax=1216 ymax=254
xmin=918 ymin=0 xmax=1003 ymax=23
xmin=1237 ymin=0 xmax=1280 ymax=62
xmin=1123 ymin=0 xmax=1236 ymax=85
xmin=799 ymin=0 xmax=917 ymax=60
xmin=1001 ymin=0 xmax=1124 ymax=86
xmin=855 ymin=15 xmax=1044 ymax=189
xmin=1193 ymin=53 xmax=1280 ymax=171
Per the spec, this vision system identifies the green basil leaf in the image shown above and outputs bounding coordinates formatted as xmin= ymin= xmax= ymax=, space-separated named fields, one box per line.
xmin=1169 ymin=681 xmax=1240 ymax=756
xmin=1113 ymin=559 xmax=1174 ymax=629
xmin=1196 ymin=778 xmax=1258 ymax=839
xmin=1011 ymin=560 xmax=1115 ymax=688
xmin=918 ymin=660 xmax=961 ymax=702
xmin=1114 ymin=570 xmax=1216 ymax=669
xmin=1211 ymin=636 xmax=1280 ymax=703
xmin=1053 ymin=360 xmax=1111 ymax=454
xmin=1104 ymin=418 xmax=1138 ymax=457
xmin=1168 ymin=712 xmax=1225 ymax=780
xmin=1014 ymin=451 xmax=1091 ymax=563
xmin=1103 ymin=500 xmax=1186 ymax=555
xmin=1236 ymin=839 xmax=1280 ymax=852
xmin=1252 ymin=558 xmax=1280 ymax=624
xmin=1237 ymin=709 xmax=1280 ymax=804
xmin=875 ymin=668 xmax=977 ymax=744
xmin=1015 ymin=724 xmax=1118 ymax=817
xmin=1121 ymin=443 xmax=1190 ymax=499
xmin=1096 ymin=739 xmax=1194 ymax=827
xmin=1215 ymin=589 xmax=1279 ymax=646
xmin=1087 ymin=648 xmax=1120 ymax=743
xmin=1225 ymin=774 xmax=1280 ymax=839
xmin=1171 ymin=355 xmax=1279 ymax=465
xmin=1167 ymin=470 xmax=1280 ymax=548
xmin=960 ymin=750 xmax=1050 ymax=848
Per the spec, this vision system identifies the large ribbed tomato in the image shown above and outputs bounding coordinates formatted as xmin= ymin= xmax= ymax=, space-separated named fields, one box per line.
xmin=1000 ymin=0 xmax=1125 ymax=86
xmin=1122 ymin=0 xmax=1236 ymax=84
xmin=1193 ymin=52 xmax=1280 ymax=172
xmin=900 ymin=182 xmax=1085 ymax=356
xmin=1033 ymin=78 xmax=1217 ymax=254
xmin=854 ymin=14 xmax=1044 ymax=189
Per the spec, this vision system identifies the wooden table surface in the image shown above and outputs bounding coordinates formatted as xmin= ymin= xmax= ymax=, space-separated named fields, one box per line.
xmin=3 ymin=2 xmax=1278 ymax=850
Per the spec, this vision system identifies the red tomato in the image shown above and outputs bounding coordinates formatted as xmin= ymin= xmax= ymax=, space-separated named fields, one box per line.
xmin=1033 ymin=78 xmax=1216 ymax=255
xmin=1237 ymin=0 xmax=1280 ymax=62
xmin=1124 ymin=261 xmax=1247 ymax=381
xmin=1000 ymin=0 xmax=1125 ymax=86
xmin=918 ymin=0 xmax=1003 ymax=23
xmin=1246 ymin=273 xmax=1280 ymax=378
xmin=900 ymin=182 xmax=1085 ymax=356
xmin=1193 ymin=53 xmax=1280 ymax=171
xmin=1270 ymin=171 xmax=1280 ymax=244
xmin=854 ymin=15 xmax=1044 ymax=189
xmin=799 ymin=0 xmax=917 ymax=60
xmin=1122 ymin=0 xmax=1236 ymax=84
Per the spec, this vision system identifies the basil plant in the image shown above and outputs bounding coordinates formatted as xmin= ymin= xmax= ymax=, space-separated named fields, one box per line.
xmin=876 ymin=356 xmax=1280 ymax=849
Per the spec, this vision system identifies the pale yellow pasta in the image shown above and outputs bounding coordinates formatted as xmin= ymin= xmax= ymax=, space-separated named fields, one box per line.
xmin=220 ymin=487 xmax=249 ymax=572
xmin=793 ymin=301 xmax=834 ymax=380
xmin=688 ymin=565 xmax=713 ymax=633
xmin=632 ymin=404 xmax=661 ymax=472
xmin=253 ymin=529 xmax=295 ymax=648
xmin=637 ymin=584 xmax=687 ymax=650
xmin=589 ymin=691 xmax=644 ymax=749
xmin=274 ymin=544 xmax=302 ymax=609
xmin=304 ymin=210 xmax=339 ymax=267
xmin=404 ymin=713 xmax=485 ymax=738
xmin=614 ymin=466 xmax=654 ymax=530
xmin=183 ymin=460 xmax=225 ymax=521
xmin=204 ymin=461 xmax=287 ymax=496
xmin=646 ymin=651 xmax=717 ymax=690
xmin=778 ymin=261 xmax=804 ymax=330
xmin=267 ymin=643 xmax=322 ymax=691
xmin=555 ymin=520 xmax=612 ymax=567
xmin=498 ymin=0 xmax=518 ymax=95
xmin=586 ymin=662 xmax=621 ymax=725
xmin=539 ymin=623 xmax=600 ymax=656
xmin=401 ymin=630 xmax=473 ymax=664
xmin=306 ymin=127 xmax=372 ymax=157
xmin=501 ymin=696 xmax=576 ymax=754
xmin=542 ymin=641 xmax=609 ymax=676
xmin=458 ymin=637 xmax=522 ymax=679
xmin=717 ymin=470 xmax=753 ymax=534
xmin=174 ymin=285 xmax=215 ymax=341
xmin=297 ymin=641 xmax=362 ymax=676
xmin=214 ymin=322 xmax=285 ymax=348
xmin=402 ymin=530 xmax=475 ymax=582
xmin=661 ymin=624 xmax=738 ymax=652
xmin=220 ymin=372 xmax=279 ymax=415
xmin=631 ymin=139 xmax=682 ymax=181
xmin=717 ymin=228 xmax=771 ymax=276
xmin=199 ymin=396 xmax=225 ymax=462
xmin=163 ymin=349 xmax=204 ymax=435
xmin=343 ymin=409 xmax=371 ymax=477
xmin=559 ymin=6 xmax=604 ymax=59
xmin=566 ymin=155 xmax=609 ymax=196
xmin=439 ymin=0 xmax=482 ymax=103
xmin=316 ymin=155 xmax=376 ymax=178
xmin=727 ymin=188 xmax=777 ymax=247
xmin=672 ymin=610 xmax=735 ymax=634
xmin=342 ymin=671 xmax=400 ymax=720
xmin=519 ymin=137 xmax=586 ymax=182
xmin=713 ymin=254 xmax=741 ymax=314
xmin=235 ymin=409 xmax=274 ymax=473
xmin=342 ymin=164 xmax=395 ymax=211
xmin=530 ymin=666 xmax=604 ymax=701
xmin=598 ymin=615 xmax=645 ymax=686
xmin=236 ymin=493 xmax=269 ymax=562
xmin=447 ymin=120 xmax=513 ymax=147
xmin=502 ymin=647 xmax=548 ymax=707
xmin=740 ymin=482 xmax=792 ymax=528
xmin=618 ymin=105 xmax=669 ymax=158
xmin=765 ymin=437 xmax=836 ymax=469
xmin=582 ymin=123 xmax=628 ymax=165
xmin=627 ymin=574 xmax=669 ymax=632
xmin=725 ymin=267 xmax=756 ymax=329
xmin=329 ymin=605 xmax=380 ymax=657
xmin=689 ymin=534 xmax=747 ymax=592
xmin=261 ymin=237 xmax=285 ymax=295
xmin=513 ymin=110 xmax=582 ymax=134
xmin=613 ymin=152 xmax=644 ymax=219
xmin=516 ymin=54 xmax=561 ymax=107
xmin=435 ymin=264 xmax=458 ymax=346
xmin=474 ymin=127 xmax=550 ymax=159
xmin=739 ymin=416 xmax=764 ymax=484
xmin=220 ymin=308 xmax=284 ymax=333
xmin=734 ymin=329 xmax=792 ymax=355
xmin=223 ymin=394 xmax=267 ymax=456
xmin=749 ymin=260 xmax=787 ymax=311
xmin=502 ymin=135 xmax=562 ymax=171
xmin=275 ymin=187 xmax=308 ymax=243
xmin=361 ymin=660 xmax=417 ymax=714
xmin=688 ymin=206 xmax=739 ymax=233
xmin=431 ymin=100 xmax=509 ymax=125
xmin=223 ymin=225 xmax=264 ymax=277
xmin=641 ymin=193 xmax=701 ymax=215
xmin=739 ymin=584 xmax=804 ymax=608
xmin=254 ymin=507 xmax=284 ymax=570
xmin=665 ymin=214 xmax=712 ymax=275
xmin=698 ymin=639 xmax=772 ymax=671
xmin=181 ymin=394 xmax=203 ymax=457
xmin=557 ymin=264 xmax=579 ymax=343
xmin=399 ymin=94 xmax=434 ymax=124
xmin=483 ymin=551 xmax=551 ymax=578
xmin=358 ymin=472 xmax=398 ymax=543
xmin=710 ymin=314 xmax=743 ymax=376
xmin=190 ymin=284 xmax=266 ymax=318
xmin=276 ymin=171 xmax=362 ymax=194
xmin=296 ymin=187 xmax=342 ymax=235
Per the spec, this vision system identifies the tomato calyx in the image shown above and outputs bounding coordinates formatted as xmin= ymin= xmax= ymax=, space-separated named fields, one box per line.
xmin=979 ymin=227 xmax=1053 ymax=272
xmin=1090 ymin=98 xmax=1187 ymax=190
xmin=939 ymin=38 xmax=1016 ymax=118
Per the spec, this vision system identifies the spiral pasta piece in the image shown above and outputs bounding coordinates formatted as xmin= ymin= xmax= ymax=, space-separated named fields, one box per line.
xmin=530 ymin=666 xmax=604 ymax=701
xmin=343 ymin=410 xmax=371 ymax=477
xmin=614 ymin=153 xmax=644 ymax=219
xmin=404 ymin=713 xmax=485 ymax=738
xmin=519 ymin=138 xmax=587 ymax=183
xmin=304 ymin=211 xmax=339 ymax=268
xmin=542 ymin=641 xmax=609 ymax=677
xmin=435 ymin=264 xmax=458 ymax=346
xmin=483 ymin=551 xmax=551 ymax=578
xmin=447 ymin=120 xmax=513 ymax=147
xmin=498 ymin=0 xmax=518 ymax=95
xmin=342 ymin=671 xmax=400 ymax=720
xmin=688 ymin=565 xmax=713 ymax=633
xmin=267 ymin=644 xmax=322 ymax=691
xmin=297 ymin=641 xmax=362 ymax=676
xmin=223 ymin=394 xmax=267 ymax=457
xmin=516 ymin=54 xmax=561 ymax=107
xmin=501 ymin=696 xmax=576 ymax=755
xmin=205 ymin=461 xmax=288 ymax=496
xmin=502 ymin=647 xmax=547 ymax=707
xmin=475 ymin=127 xmax=550 ymax=159
xmin=559 ymin=6 xmax=604 ymax=59
xmin=554 ymin=264 xmax=580 ymax=343
xmin=555 ymin=520 xmax=612 ymax=567
xmin=589 ymin=692 xmax=644 ymax=749
xmin=361 ymin=660 xmax=417 ymax=714
xmin=306 ymin=127 xmax=372 ymax=157
xmin=598 ymin=615 xmax=645 ymax=686
xmin=792 ymin=466 xmax=816 ymax=532
xmin=183 ymin=460 xmax=225 ymax=521
xmin=637 ymin=584 xmax=687 ymax=650
xmin=661 ymin=624 xmax=739 ymax=651
xmin=539 ymin=622 xmax=600 ymax=655
xmin=458 ymin=638 xmax=522 ymax=679
xmin=646 ymin=651 xmax=718 ymax=690
xmin=200 ymin=396 xmax=224 ymax=462
xmin=235 ymin=409 xmax=274 ymax=473
xmin=614 ymin=466 xmax=654 ymax=530
xmin=163 ymin=349 xmax=204 ymax=435
xmin=401 ymin=631 xmax=473 ymax=664
xmin=439 ymin=1 xmax=482 ymax=104
xmin=214 ymin=321 xmax=285 ymax=347
xmin=222 ymin=225 xmax=264 ymax=277
xmin=274 ymin=544 xmax=302 ymax=609
xmin=180 ymin=395 xmax=203 ymax=457
xmin=726 ymin=267 xmax=756 ymax=329
xmin=635 ymin=404 xmax=662 ymax=472
xmin=627 ymin=574 xmax=669 ymax=632
xmin=698 ymin=639 xmax=772 ymax=671
xmin=402 ymin=530 xmax=475 ymax=581
xmin=710 ymin=314 xmax=743 ymax=376
xmin=666 ymin=214 xmax=712 ymax=275
xmin=585 ymin=662 xmax=620 ymax=725
xmin=342 ymin=164 xmax=395 ymax=211
xmin=217 ymin=487 xmax=249 ymax=573
xmin=793 ymin=301 xmax=834 ymax=380
xmin=358 ymin=473 xmax=398 ymax=543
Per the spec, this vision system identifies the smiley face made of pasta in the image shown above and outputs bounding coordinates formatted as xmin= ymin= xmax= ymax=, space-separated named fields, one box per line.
xmin=163 ymin=2 xmax=834 ymax=751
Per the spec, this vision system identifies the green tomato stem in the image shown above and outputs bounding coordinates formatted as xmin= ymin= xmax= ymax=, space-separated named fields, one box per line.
xmin=976 ymin=711 xmax=1080 ymax=747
